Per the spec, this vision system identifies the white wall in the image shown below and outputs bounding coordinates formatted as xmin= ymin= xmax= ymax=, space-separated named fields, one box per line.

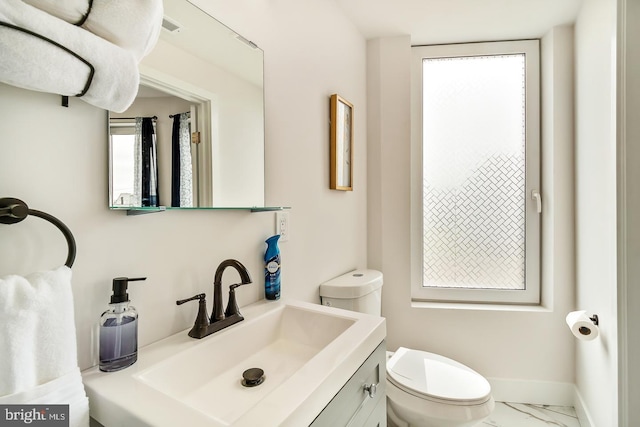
xmin=574 ymin=0 xmax=618 ymax=426
xmin=0 ymin=0 xmax=367 ymax=370
xmin=367 ymin=29 xmax=577 ymax=403
xmin=197 ymin=0 xmax=370 ymax=297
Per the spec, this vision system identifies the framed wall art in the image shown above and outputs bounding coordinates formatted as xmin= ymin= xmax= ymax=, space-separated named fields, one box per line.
xmin=330 ymin=94 xmax=354 ymax=191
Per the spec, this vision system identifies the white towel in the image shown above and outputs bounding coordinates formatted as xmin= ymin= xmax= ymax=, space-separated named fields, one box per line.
xmin=21 ymin=0 xmax=163 ymax=61
xmin=0 ymin=368 xmax=89 ymax=427
xmin=20 ymin=0 xmax=90 ymax=25
xmin=0 ymin=266 xmax=89 ymax=427
xmin=0 ymin=0 xmax=140 ymax=112
xmin=82 ymin=0 xmax=163 ymax=61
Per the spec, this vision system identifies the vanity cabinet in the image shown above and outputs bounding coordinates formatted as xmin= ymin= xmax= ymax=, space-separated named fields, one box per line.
xmin=310 ymin=341 xmax=386 ymax=427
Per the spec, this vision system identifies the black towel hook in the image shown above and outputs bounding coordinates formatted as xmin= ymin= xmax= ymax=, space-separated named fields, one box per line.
xmin=0 ymin=197 xmax=77 ymax=268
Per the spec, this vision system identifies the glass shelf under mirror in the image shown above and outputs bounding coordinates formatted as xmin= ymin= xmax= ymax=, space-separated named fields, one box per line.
xmin=110 ymin=206 xmax=290 ymax=216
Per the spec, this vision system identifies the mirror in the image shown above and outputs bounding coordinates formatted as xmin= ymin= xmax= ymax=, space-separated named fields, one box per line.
xmin=108 ymin=0 xmax=265 ymax=209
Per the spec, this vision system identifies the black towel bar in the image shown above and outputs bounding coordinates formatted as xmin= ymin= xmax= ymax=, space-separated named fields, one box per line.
xmin=0 ymin=197 xmax=77 ymax=268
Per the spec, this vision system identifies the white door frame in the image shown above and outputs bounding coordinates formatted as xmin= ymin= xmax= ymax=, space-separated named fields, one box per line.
xmin=617 ymin=0 xmax=640 ymax=425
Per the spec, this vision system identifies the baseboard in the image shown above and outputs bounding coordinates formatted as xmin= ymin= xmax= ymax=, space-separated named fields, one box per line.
xmin=486 ymin=378 xmax=575 ymax=406
xmin=573 ymin=387 xmax=595 ymax=427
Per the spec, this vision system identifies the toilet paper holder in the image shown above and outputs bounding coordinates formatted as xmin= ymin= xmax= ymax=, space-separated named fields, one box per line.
xmin=567 ymin=311 xmax=600 ymax=340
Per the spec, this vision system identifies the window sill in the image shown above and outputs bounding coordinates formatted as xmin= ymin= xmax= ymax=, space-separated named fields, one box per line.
xmin=411 ymin=300 xmax=552 ymax=313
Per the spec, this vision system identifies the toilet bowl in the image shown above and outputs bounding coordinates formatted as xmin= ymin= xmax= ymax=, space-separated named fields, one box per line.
xmin=319 ymin=270 xmax=495 ymax=427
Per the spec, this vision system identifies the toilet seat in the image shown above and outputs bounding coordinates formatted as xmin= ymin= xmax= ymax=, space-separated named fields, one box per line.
xmin=387 ymin=347 xmax=492 ymax=406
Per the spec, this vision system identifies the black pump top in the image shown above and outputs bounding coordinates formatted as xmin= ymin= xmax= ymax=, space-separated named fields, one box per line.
xmin=111 ymin=277 xmax=146 ymax=303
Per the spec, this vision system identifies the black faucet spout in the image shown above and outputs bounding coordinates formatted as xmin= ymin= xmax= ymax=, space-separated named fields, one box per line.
xmin=211 ymin=259 xmax=252 ymax=322
xmin=214 ymin=259 xmax=252 ymax=285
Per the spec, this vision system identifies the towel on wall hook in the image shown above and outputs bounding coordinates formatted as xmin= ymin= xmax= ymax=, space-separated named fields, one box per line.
xmin=0 ymin=1 xmax=144 ymax=112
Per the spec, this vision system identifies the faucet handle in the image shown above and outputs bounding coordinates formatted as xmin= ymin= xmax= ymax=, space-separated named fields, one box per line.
xmin=176 ymin=293 xmax=210 ymax=338
xmin=224 ymin=283 xmax=247 ymax=318
xmin=176 ymin=293 xmax=206 ymax=305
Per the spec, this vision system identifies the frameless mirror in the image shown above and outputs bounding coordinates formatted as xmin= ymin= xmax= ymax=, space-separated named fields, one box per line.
xmin=109 ymin=0 xmax=265 ymax=210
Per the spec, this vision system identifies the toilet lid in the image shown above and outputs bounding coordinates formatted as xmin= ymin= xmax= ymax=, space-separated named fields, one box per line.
xmin=387 ymin=347 xmax=491 ymax=404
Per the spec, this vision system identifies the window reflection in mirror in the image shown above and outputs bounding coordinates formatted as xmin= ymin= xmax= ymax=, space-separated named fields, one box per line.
xmin=108 ymin=0 xmax=265 ymax=210
xmin=110 ymin=124 xmax=137 ymax=206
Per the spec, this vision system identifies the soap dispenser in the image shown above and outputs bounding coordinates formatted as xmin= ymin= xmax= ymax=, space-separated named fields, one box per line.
xmin=99 ymin=276 xmax=146 ymax=372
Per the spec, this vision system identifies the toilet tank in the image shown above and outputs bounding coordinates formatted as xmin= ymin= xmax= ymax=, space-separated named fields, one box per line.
xmin=319 ymin=270 xmax=383 ymax=316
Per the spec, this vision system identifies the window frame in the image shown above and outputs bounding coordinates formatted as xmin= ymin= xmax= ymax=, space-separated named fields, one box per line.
xmin=410 ymin=40 xmax=541 ymax=305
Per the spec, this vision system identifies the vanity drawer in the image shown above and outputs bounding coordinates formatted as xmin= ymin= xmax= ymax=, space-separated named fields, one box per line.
xmin=310 ymin=341 xmax=386 ymax=427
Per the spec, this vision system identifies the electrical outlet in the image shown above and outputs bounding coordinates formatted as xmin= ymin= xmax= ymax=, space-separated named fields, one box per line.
xmin=276 ymin=211 xmax=290 ymax=242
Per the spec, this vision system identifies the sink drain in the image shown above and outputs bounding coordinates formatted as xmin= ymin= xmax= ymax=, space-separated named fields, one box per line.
xmin=242 ymin=368 xmax=265 ymax=387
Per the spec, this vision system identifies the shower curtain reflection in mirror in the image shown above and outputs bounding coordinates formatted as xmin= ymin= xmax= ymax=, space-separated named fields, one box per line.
xmin=171 ymin=112 xmax=193 ymax=207
xmin=110 ymin=116 xmax=159 ymax=207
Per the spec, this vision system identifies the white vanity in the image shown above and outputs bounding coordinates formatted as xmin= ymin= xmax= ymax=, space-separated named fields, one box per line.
xmin=82 ymin=299 xmax=386 ymax=426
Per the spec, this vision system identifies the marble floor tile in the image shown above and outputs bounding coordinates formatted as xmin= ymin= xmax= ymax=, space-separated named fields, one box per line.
xmin=480 ymin=402 xmax=582 ymax=427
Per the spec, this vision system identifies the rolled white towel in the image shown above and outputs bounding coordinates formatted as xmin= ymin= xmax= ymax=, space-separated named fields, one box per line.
xmin=21 ymin=0 xmax=163 ymax=61
xmin=82 ymin=0 xmax=163 ymax=61
xmin=21 ymin=0 xmax=90 ymax=25
xmin=0 ymin=0 xmax=139 ymax=112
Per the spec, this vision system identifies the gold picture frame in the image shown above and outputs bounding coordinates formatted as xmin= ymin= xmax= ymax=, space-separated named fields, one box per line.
xmin=330 ymin=94 xmax=354 ymax=191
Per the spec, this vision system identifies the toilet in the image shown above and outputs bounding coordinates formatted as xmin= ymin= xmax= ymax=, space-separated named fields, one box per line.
xmin=319 ymin=270 xmax=495 ymax=427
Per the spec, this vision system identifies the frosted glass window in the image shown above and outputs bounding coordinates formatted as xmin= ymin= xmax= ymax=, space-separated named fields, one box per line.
xmin=411 ymin=40 xmax=540 ymax=304
xmin=422 ymin=54 xmax=526 ymax=290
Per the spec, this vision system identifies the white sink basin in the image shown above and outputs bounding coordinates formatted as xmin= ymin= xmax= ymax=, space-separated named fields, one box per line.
xmin=82 ymin=299 xmax=386 ymax=427
xmin=137 ymin=303 xmax=355 ymax=424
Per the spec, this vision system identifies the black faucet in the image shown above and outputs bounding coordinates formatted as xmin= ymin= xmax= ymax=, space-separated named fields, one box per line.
xmin=176 ymin=259 xmax=252 ymax=339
